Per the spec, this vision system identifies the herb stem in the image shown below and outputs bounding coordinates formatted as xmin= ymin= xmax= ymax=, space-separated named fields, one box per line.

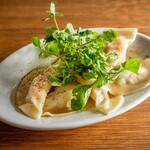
xmin=54 ymin=15 xmax=60 ymax=30
xmin=77 ymin=39 xmax=95 ymax=49
xmin=51 ymin=52 xmax=70 ymax=65
xmin=77 ymin=35 xmax=100 ymax=49
xmin=51 ymin=55 xmax=61 ymax=65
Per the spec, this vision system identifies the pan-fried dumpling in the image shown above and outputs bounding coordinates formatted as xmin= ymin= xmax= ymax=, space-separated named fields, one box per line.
xmin=16 ymin=68 xmax=44 ymax=106
xmin=105 ymin=28 xmax=137 ymax=66
xmin=43 ymin=83 xmax=77 ymax=116
xmin=16 ymin=69 xmax=51 ymax=119
xmin=117 ymin=28 xmax=138 ymax=44
xmin=76 ymin=75 xmax=123 ymax=114
xmin=108 ymin=58 xmax=150 ymax=95
xmin=90 ymin=86 xmax=123 ymax=114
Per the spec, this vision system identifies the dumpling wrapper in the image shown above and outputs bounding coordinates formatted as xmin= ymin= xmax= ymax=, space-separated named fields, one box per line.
xmin=105 ymin=28 xmax=137 ymax=66
xmin=16 ymin=68 xmax=44 ymax=106
xmin=16 ymin=69 xmax=51 ymax=119
xmin=90 ymin=86 xmax=123 ymax=114
xmin=76 ymin=75 xmax=123 ymax=114
xmin=42 ymin=83 xmax=77 ymax=117
xmin=108 ymin=58 xmax=150 ymax=95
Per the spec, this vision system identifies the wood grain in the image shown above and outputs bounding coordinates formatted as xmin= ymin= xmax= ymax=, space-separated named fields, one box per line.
xmin=0 ymin=0 xmax=150 ymax=149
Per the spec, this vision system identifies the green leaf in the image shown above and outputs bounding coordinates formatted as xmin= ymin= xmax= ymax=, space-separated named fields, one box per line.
xmin=82 ymin=69 xmax=96 ymax=80
xmin=92 ymin=32 xmax=98 ymax=38
xmin=71 ymin=99 xmax=83 ymax=111
xmin=64 ymin=23 xmax=75 ymax=34
xmin=62 ymin=73 xmax=75 ymax=84
xmin=50 ymin=1 xmax=56 ymax=15
xmin=123 ymin=58 xmax=140 ymax=74
xmin=46 ymin=11 xmax=64 ymax=17
xmin=32 ymin=36 xmax=41 ymax=48
xmin=55 ymin=12 xmax=64 ymax=17
xmin=101 ymin=29 xmax=118 ymax=43
xmin=81 ymin=53 xmax=93 ymax=66
xmin=48 ymin=73 xmax=62 ymax=86
xmin=109 ymin=65 xmax=122 ymax=74
xmin=94 ymin=74 xmax=108 ymax=88
xmin=44 ymin=34 xmax=55 ymax=43
xmin=45 ymin=26 xmax=57 ymax=34
xmin=49 ymin=40 xmax=60 ymax=54
xmin=106 ymin=52 xmax=117 ymax=61
xmin=109 ymin=73 xmax=121 ymax=81
xmin=96 ymin=29 xmax=118 ymax=47
xmin=71 ymin=85 xmax=92 ymax=110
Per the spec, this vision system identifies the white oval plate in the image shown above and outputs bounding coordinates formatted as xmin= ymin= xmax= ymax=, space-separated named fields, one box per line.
xmin=0 ymin=28 xmax=150 ymax=130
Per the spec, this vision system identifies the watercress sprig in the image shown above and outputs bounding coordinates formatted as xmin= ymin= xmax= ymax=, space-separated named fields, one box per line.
xmin=32 ymin=1 xmax=140 ymax=111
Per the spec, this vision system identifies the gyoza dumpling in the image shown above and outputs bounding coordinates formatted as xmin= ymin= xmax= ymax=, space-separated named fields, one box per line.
xmin=105 ymin=28 xmax=137 ymax=66
xmin=108 ymin=58 xmax=150 ymax=95
xmin=76 ymin=75 xmax=123 ymax=114
xmin=43 ymin=83 xmax=77 ymax=116
xmin=16 ymin=68 xmax=44 ymax=106
xmin=90 ymin=86 xmax=123 ymax=114
xmin=117 ymin=28 xmax=138 ymax=43
xmin=16 ymin=69 xmax=51 ymax=119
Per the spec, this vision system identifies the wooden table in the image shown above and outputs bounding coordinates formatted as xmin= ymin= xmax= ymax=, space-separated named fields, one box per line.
xmin=0 ymin=0 xmax=150 ymax=149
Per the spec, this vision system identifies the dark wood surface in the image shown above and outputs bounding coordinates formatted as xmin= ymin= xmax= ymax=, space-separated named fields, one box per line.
xmin=0 ymin=0 xmax=150 ymax=149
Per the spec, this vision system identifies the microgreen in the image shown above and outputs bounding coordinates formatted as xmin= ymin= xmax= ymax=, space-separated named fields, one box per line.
xmin=71 ymin=85 xmax=92 ymax=110
xmin=123 ymin=57 xmax=140 ymax=74
xmin=32 ymin=37 xmax=41 ymax=48
xmin=42 ymin=1 xmax=64 ymax=30
xmin=32 ymin=1 xmax=140 ymax=111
